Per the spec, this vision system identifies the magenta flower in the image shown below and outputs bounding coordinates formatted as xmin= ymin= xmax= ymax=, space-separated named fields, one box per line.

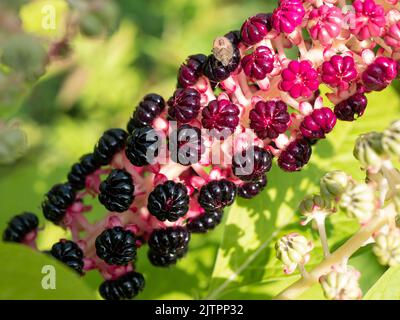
xmin=300 ymin=107 xmax=337 ymax=140
xmin=321 ymin=55 xmax=358 ymax=91
xmin=307 ymin=5 xmax=343 ymax=46
xmin=272 ymin=0 xmax=305 ymax=34
xmin=362 ymin=56 xmax=398 ymax=92
xmin=280 ymin=60 xmax=319 ymax=99
xmin=241 ymin=46 xmax=274 ymax=80
xmin=348 ymin=0 xmax=385 ymax=41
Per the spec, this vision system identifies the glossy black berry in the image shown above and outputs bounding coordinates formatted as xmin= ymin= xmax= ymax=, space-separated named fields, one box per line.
xmin=167 ymin=88 xmax=201 ymax=123
xmin=127 ymin=93 xmax=166 ymax=132
xmin=147 ymin=247 xmax=188 ymax=267
xmin=68 ymin=154 xmax=100 ymax=190
xmin=3 ymin=212 xmax=39 ymax=243
xmin=147 ymin=180 xmax=189 ymax=222
xmin=95 ymin=227 xmax=136 ymax=265
xmin=99 ymin=169 xmax=135 ymax=212
xmin=93 ymin=128 xmax=128 ymax=166
xmin=50 ymin=239 xmax=84 ymax=274
xmin=99 ymin=271 xmax=145 ymax=300
xmin=125 ymin=126 xmax=160 ymax=167
xmin=42 ymin=183 xmax=76 ymax=224
xmin=169 ymin=124 xmax=204 ymax=166
xmin=232 ymin=146 xmax=273 ymax=181
xmin=198 ymin=179 xmax=237 ymax=212
xmin=224 ymin=30 xmax=241 ymax=47
xmin=334 ymin=93 xmax=368 ymax=122
xmin=238 ymin=174 xmax=267 ymax=199
xmin=148 ymin=226 xmax=190 ymax=256
xmin=178 ymin=54 xmax=207 ymax=88
xmin=187 ymin=210 xmax=223 ymax=233
xmin=203 ymin=49 xmax=240 ymax=84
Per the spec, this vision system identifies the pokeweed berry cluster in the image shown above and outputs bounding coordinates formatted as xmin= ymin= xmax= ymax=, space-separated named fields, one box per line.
xmin=275 ymin=120 xmax=400 ymax=300
xmin=3 ymin=0 xmax=400 ymax=300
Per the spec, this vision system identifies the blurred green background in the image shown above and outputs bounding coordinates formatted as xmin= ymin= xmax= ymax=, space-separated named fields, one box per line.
xmin=1 ymin=0 xmax=400 ymax=300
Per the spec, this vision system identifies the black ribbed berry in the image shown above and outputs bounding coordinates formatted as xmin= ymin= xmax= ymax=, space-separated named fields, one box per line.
xmin=187 ymin=210 xmax=223 ymax=233
xmin=177 ymin=54 xmax=207 ymax=88
xmin=238 ymin=174 xmax=267 ymax=199
xmin=198 ymin=179 xmax=237 ymax=212
xmin=3 ymin=212 xmax=39 ymax=243
xmin=42 ymin=183 xmax=76 ymax=224
xmin=127 ymin=93 xmax=165 ymax=132
xmin=232 ymin=146 xmax=273 ymax=181
xmin=169 ymin=124 xmax=204 ymax=166
xmin=224 ymin=30 xmax=241 ymax=46
xmin=67 ymin=153 xmax=99 ymax=190
xmin=95 ymin=227 xmax=136 ymax=265
xmin=99 ymin=169 xmax=135 ymax=212
xmin=125 ymin=126 xmax=160 ymax=167
xmin=93 ymin=128 xmax=127 ymax=166
xmin=148 ymin=226 xmax=190 ymax=255
xmin=147 ymin=247 xmax=188 ymax=267
xmin=50 ymin=239 xmax=84 ymax=274
xmin=278 ymin=138 xmax=312 ymax=172
xmin=99 ymin=271 xmax=145 ymax=300
xmin=147 ymin=180 xmax=189 ymax=222
xmin=167 ymin=88 xmax=201 ymax=123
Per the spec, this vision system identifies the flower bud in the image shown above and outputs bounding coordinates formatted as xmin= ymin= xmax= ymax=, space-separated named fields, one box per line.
xmin=275 ymin=233 xmax=313 ymax=274
xmin=299 ymin=194 xmax=332 ymax=225
xmin=353 ymin=132 xmax=386 ymax=171
xmin=339 ymin=183 xmax=376 ymax=223
xmin=320 ymin=170 xmax=349 ymax=200
xmin=320 ymin=267 xmax=362 ymax=300
xmin=373 ymin=229 xmax=400 ymax=267
xmin=382 ymin=120 xmax=400 ymax=158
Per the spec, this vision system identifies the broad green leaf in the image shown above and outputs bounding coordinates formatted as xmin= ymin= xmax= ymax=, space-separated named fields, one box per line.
xmin=364 ymin=266 xmax=400 ymax=300
xmin=0 ymin=243 xmax=95 ymax=299
xmin=206 ymin=86 xmax=400 ymax=299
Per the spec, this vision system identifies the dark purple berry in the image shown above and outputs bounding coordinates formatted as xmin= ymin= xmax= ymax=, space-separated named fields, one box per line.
xmin=148 ymin=247 xmax=188 ymax=267
xmin=224 ymin=30 xmax=241 ymax=47
xmin=334 ymin=93 xmax=368 ymax=121
xmin=50 ymin=239 xmax=84 ymax=274
xmin=99 ymin=169 xmax=135 ymax=213
xmin=127 ymin=93 xmax=165 ymax=132
xmin=249 ymin=100 xmax=290 ymax=139
xmin=232 ymin=146 xmax=273 ymax=181
xmin=93 ymin=128 xmax=127 ymax=166
xmin=42 ymin=183 xmax=76 ymax=224
xmin=300 ymin=107 xmax=336 ymax=140
xmin=201 ymin=99 xmax=240 ymax=136
xmin=147 ymin=180 xmax=189 ymax=222
xmin=241 ymin=46 xmax=274 ymax=80
xmin=167 ymin=88 xmax=201 ymax=123
xmin=148 ymin=226 xmax=190 ymax=256
xmin=198 ymin=179 xmax=237 ymax=212
xmin=125 ymin=126 xmax=161 ymax=167
xmin=240 ymin=13 xmax=272 ymax=46
xmin=3 ymin=212 xmax=39 ymax=243
xmin=95 ymin=226 xmax=136 ymax=265
xmin=238 ymin=174 xmax=267 ymax=199
xmin=362 ymin=57 xmax=397 ymax=92
xmin=278 ymin=139 xmax=312 ymax=172
xmin=203 ymin=48 xmax=240 ymax=84
xmin=177 ymin=54 xmax=207 ymax=88
xmin=169 ymin=124 xmax=204 ymax=166
xmin=187 ymin=210 xmax=223 ymax=233
xmin=99 ymin=271 xmax=145 ymax=300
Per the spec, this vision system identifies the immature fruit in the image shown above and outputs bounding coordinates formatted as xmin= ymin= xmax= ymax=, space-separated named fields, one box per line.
xmin=99 ymin=271 xmax=145 ymax=300
xmin=237 ymin=174 xmax=267 ymax=199
xmin=2 ymin=212 xmax=39 ymax=243
xmin=300 ymin=107 xmax=336 ymax=140
xmin=93 ymin=129 xmax=127 ymax=166
xmin=334 ymin=93 xmax=367 ymax=121
xmin=42 ymin=183 xmax=76 ymax=224
xmin=320 ymin=170 xmax=349 ymax=200
xmin=95 ymin=227 xmax=136 ymax=265
xmin=362 ymin=56 xmax=397 ymax=92
xmin=187 ymin=210 xmax=223 ymax=233
xmin=167 ymin=88 xmax=201 ymax=123
xmin=201 ymin=99 xmax=240 ymax=135
xmin=320 ymin=267 xmax=362 ymax=300
xmin=50 ymin=240 xmax=84 ymax=274
xmin=147 ymin=180 xmax=190 ymax=222
xmin=177 ymin=54 xmax=207 ymax=88
xmin=241 ymin=13 xmax=272 ymax=46
xmin=125 ymin=127 xmax=161 ymax=166
xmin=198 ymin=179 xmax=237 ymax=211
xmin=278 ymin=139 xmax=312 ymax=172
xmin=127 ymin=93 xmax=165 ymax=132
xmin=232 ymin=146 xmax=273 ymax=181
xmin=99 ymin=169 xmax=135 ymax=212
xmin=241 ymin=46 xmax=274 ymax=80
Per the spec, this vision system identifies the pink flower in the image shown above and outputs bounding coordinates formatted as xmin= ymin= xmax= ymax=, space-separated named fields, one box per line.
xmin=321 ymin=55 xmax=358 ymax=91
xmin=280 ymin=60 xmax=320 ymax=99
xmin=308 ymin=5 xmax=343 ymax=46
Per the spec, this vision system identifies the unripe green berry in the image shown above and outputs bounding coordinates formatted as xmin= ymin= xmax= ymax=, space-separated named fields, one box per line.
xmin=373 ymin=229 xmax=400 ymax=267
xmin=320 ymin=170 xmax=349 ymax=200
xmin=0 ymin=122 xmax=28 ymax=165
xmin=353 ymin=132 xmax=386 ymax=172
xmin=320 ymin=267 xmax=362 ymax=300
xmin=382 ymin=120 xmax=400 ymax=158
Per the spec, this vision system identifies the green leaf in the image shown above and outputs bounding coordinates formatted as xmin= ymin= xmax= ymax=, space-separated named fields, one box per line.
xmin=364 ymin=266 xmax=400 ymax=300
xmin=206 ymin=86 xmax=400 ymax=299
xmin=0 ymin=243 xmax=95 ymax=299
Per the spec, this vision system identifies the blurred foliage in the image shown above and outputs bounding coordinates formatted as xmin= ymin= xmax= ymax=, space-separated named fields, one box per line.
xmin=0 ymin=0 xmax=399 ymax=300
